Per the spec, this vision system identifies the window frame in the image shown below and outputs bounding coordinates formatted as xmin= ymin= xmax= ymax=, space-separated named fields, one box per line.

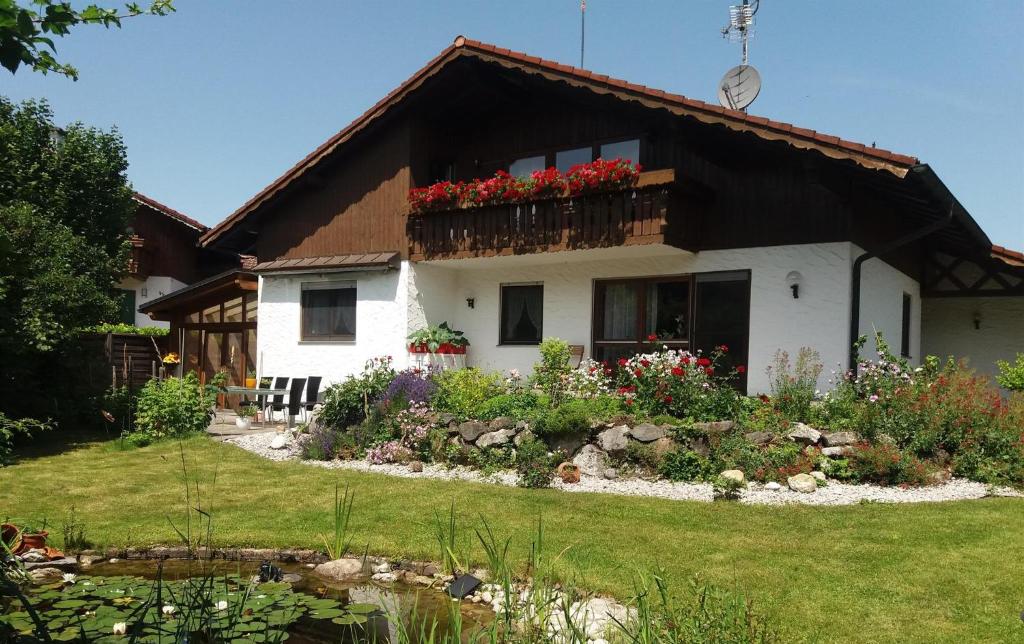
xmin=900 ymin=292 xmax=912 ymax=358
xmin=592 ymin=275 xmax=693 ymax=359
xmin=299 ymin=280 xmax=357 ymax=343
xmin=499 ymin=282 xmax=545 ymax=346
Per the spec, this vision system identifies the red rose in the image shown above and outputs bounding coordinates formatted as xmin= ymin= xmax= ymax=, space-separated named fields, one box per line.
xmin=640 ymin=359 xmax=650 ymax=368
xmin=617 ymin=358 xmax=628 ymax=367
xmin=671 ymin=366 xmax=684 ymax=377
xmin=646 ymin=334 xmax=657 ymax=342
xmin=705 ymin=367 xmax=714 ymax=376
xmin=718 ymin=344 xmax=729 ymax=353
xmin=697 ymin=357 xmax=711 ymax=367
xmin=680 ymin=356 xmax=691 ymax=365
xmin=634 ymin=368 xmax=644 ymax=377
xmin=663 ymin=395 xmax=673 ymax=403
xmin=737 ymin=365 xmax=746 ymax=374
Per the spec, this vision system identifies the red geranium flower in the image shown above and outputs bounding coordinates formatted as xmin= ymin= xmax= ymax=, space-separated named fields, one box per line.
xmin=640 ymin=359 xmax=651 ymax=368
xmin=671 ymin=366 xmax=684 ymax=377
xmin=680 ymin=356 xmax=691 ymax=365
xmin=697 ymin=357 xmax=711 ymax=367
xmin=617 ymin=358 xmax=628 ymax=367
xmin=646 ymin=334 xmax=657 ymax=342
xmin=705 ymin=367 xmax=714 ymax=376
xmin=737 ymin=365 xmax=746 ymax=374
xmin=634 ymin=368 xmax=644 ymax=377
xmin=717 ymin=344 xmax=729 ymax=353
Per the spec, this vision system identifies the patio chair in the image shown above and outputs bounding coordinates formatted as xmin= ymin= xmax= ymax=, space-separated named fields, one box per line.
xmin=300 ymin=376 xmax=322 ymax=423
xmin=285 ymin=377 xmax=307 ymax=425
xmin=265 ymin=376 xmax=289 ymax=422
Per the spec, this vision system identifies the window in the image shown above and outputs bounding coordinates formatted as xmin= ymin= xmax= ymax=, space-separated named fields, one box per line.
xmin=301 ymin=281 xmax=356 ymax=341
xmin=901 ymin=293 xmax=912 ymax=357
xmin=118 ymin=289 xmax=136 ymax=325
xmin=692 ymin=271 xmax=750 ymax=379
xmin=500 ymin=283 xmax=543 ymax=344
xmin=509 ymin=155 xmax=546 ymax=177
xmin=599 ymin=138 xmax=640 ymax=162
xmin=555 ymin=146 xmax=592 ymax=173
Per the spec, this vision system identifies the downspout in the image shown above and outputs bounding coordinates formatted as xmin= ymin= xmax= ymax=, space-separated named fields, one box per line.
xmin=847 ymin=203 xmax=954 ymax=372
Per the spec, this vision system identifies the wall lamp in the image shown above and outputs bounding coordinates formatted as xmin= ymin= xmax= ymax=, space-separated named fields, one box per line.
xmin=785 ymin=271 xmax=803 ymax=299
xmin=973 ymin=312 xmax=981 ymax=330
xmin=466 ymin=297 xmax=475 ymax=309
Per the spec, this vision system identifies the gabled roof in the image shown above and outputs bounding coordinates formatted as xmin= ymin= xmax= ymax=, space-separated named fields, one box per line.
xmin=133 ymin=192 xmax=208 ymax=232
xmin=200 ymin=35 xmax=920 ymax=247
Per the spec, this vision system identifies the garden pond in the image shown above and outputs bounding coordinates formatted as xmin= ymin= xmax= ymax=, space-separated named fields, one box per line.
xmin=1 ymin=559 xmax=493 ymax=642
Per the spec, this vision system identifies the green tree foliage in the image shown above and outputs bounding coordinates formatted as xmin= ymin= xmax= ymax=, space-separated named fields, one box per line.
xmin=0 ymin=96 xmax=135 ymax=426
xmin=0 ymin=0 xmax=175 ymax=80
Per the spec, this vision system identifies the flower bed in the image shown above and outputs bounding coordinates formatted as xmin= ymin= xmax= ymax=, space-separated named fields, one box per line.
xmin=407 ymin=158 xmax=641 ymax=213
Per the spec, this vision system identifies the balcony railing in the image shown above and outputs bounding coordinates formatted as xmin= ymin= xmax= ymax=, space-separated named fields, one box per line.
xmin=127 ymin=235 xmax=151 ymax=276
xmin=408 ymin=170 xmax=675 ymax=261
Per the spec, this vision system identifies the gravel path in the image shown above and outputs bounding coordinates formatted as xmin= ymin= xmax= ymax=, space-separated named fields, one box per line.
xmin=225 ymin=432 xmax=1021 ymax=507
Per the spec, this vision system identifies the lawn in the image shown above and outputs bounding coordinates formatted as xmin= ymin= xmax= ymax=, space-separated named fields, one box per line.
xmin=1 ymin=436 xmax=1022 ymax=643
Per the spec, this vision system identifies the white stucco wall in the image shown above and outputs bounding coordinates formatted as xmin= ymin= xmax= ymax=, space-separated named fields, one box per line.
xmin=409 ymin=243 xmax=862 ymax=393
xmin=922 ymin=296 xmax=1024 ymax=380
xmin=257 ymin=264 xmax=411 ymax=387
xmin=856 ymin=247 xmax=921 ymax=362
xmin=118 ymin=275 xmax=186 ymax=328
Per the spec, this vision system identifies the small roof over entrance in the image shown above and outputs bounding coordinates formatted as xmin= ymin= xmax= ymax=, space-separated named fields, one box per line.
xmin=252 ymin=251 xmax=400 ymax=275
xmin=139 ymin=269 xmax=257 ymax=321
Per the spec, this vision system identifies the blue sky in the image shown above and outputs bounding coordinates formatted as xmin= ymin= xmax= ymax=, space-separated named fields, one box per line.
xmin=3 ymin=0 xmax=1022 ymax=248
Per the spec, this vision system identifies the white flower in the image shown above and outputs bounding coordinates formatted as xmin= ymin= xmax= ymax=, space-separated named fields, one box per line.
xmin=215 ymin=600 xmax=228 ymax=611
xmin=161 ymin=605 xmax=176 ymax=616
xmin=112 ymin=622 xmax=127 ymax=635
xmin=62 ymin=573 xmax=76 ymax=584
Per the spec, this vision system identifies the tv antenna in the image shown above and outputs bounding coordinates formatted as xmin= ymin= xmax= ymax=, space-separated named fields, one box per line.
xmin=718 ymin=0 xmax=762 ymax=111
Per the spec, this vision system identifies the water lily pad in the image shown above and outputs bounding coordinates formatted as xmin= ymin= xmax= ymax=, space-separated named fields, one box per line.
xmin=331 ymin=613 xmax=369 ymax=625
xmin=345 ymin=603 xmax=378 ymax=614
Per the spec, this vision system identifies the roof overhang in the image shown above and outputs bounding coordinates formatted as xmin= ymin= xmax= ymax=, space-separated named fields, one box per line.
xmin=253 ymin=252 xmax=400 ymax=276
xmin=138 ymin=270 xmax=256 ymax=321
xmin=133 ymin=192 xmax=208 ymax=232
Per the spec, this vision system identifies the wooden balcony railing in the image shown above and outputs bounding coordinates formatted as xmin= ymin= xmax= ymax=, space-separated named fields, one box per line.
xmin=408 ymin=170 xmax=675 ymax=261
xmin=127 ymin=235 xmax=151 ymax=277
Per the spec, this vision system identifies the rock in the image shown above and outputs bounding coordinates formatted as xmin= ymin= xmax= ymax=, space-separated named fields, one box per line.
xmin=821 ymin=446 xmax=854 ymax=458
xmin=764 ymin=481 xmax=782 ymax=491
xmin=149 ymin=546 xmax=189 ymax=560
xmin=515 ymin=419 xmax=529 ymax=431
xmin=24 ymin=557 xmax=77 ymax=571
xmin=810 ymin=471 xmax=827 ymax=482
xmin=439 ymin=413 xmax=457 ymax=428
xmin=692 ymin=420 xmax=734 ymax=435
xmin=822 ymin=431 xmax=858 ymax=447
xmin=744 ymin=431 xmax=774 ymax=446
xmin=786 ymin=423 xmax=822 ymax=446
xmin=489 ymin=416 xmax=516 ymax=431
xmin=930 ymin=469 xmax=952 ymax=484
xmin=422 ymin=563 xmax=441 ymax=577
xmin=29 ymin=567 xmax=64 ymax=582
xmin=597 ymin=425 xmax=630 ymax=453
xmin=413 ymin=575 xmax=434 ymax=586
xmin=687 ymin=436 xmax=710 ymax=457
xmin=603 ymin=468 xmax=619 ymax=480
xmin=371 ymin=562 xmax=391 ymax=574
xmin=281 ymin=573 xmax=303 ymax=583
xmin=20 ymin=550 xmax=47 ymax=563
xmin=269 ymin=434 xmax=289 ymax=449
xmin=313 ymin=558 xmax=366 ymax=582
xmin=78 ymin=555 xmax=101 ymax=567
xmin=372 ymin=572 xmax=398 ymax=583
xmin=477 ymin=428 xmax=514 ymax=448
xmin=652 ymin=437 xmax=678 ymax=457
xmin=409 ymin=460 xmax=424 ymax=473
xmin=513 ymin=429 xmax=536 ymax=447
xmin=547 ymin=432 xmax=589 ymax=457
xmin=787 ymin=473 xmax=818 ymax=493
xmin=719 ymin=469 xmax=745 ymax=484
xmin=572 ymin=444 xmax=608 ymax=477
xmin=458 ymin=421 xmax=489 ymax=442
xmin=630 ymin=423 xmax=666 ymax=442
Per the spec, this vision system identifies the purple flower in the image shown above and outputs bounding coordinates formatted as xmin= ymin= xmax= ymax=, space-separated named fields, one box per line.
xmin=380 ymin=368 xmax=437 ymax=405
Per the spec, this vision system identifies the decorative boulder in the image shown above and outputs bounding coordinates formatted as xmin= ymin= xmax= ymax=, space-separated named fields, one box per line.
xmin=720 ymin=469 xmax=745 ymax=484
xmin=269 ymin=434 xmax=289 ymax=450
xmin=409 ymin=461 xmax=424 ymax=473
xmin=458 ymin=421 xmax=489 ymax=442
xmin=786 ymin=423 xmax=822 ymax=446
xmin=743 ymin=431 xmax=774 ymax=446
xmin=822 ymin=431 xmax=858 ymax=447
xmin=630 ymin=423 xmax=667 ymax=443
xmin=313 ymin=558 xmax=366 ymax=582
xmin=438 ymin=413 xmax=457 ymax=428
xmin=513 ymin=429 xmax=536 ymax=447
xmin=547 ymin=432 xmax=589 ymax=457
xmin=787 ymin=473 xmax=818 ymax=493
xmin=821 ymin=446 xmax=854 ymax=458
xmin=603 ymin=468 xmax=619 ymax=480
xmin=476 ymin=429 xmax=514 ymax=449
xmin=572 ymin=444 xmax=608 ymax=477
xmin=652 ymin=437 xmax=678 ymax=457
xmin=597 ymin=425 xmax=630 ymax=453
xmin=489 ymin=416 xmax=516 ymax=431
xmin=764 ymin=481 xmax=783 ymax=491
xmin=692 ymin=420 xmax=735 ymax=435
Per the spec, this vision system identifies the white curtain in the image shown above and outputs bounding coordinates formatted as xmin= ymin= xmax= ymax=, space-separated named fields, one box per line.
xmin=601 ymin=283 xmax=637 ymax=340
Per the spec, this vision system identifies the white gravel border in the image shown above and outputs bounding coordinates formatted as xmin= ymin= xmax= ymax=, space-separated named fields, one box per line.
xmin=225 ymin=432 xmax=1021 ymax=507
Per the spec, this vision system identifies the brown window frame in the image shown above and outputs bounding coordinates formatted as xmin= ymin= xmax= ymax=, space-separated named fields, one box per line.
xmin=592 ymin=275 xmax=693 ymax=360
xmin=499 ymin=282 xmax=545 ymax=345
xmin=300 ymin=281 xmax=357 ymax=343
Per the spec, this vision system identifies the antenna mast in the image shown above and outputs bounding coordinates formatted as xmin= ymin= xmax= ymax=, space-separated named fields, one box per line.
xmin=580 ymin=0 xmax=586 ymax=68
xmin=717 ymin=0 xmax=763 ymax=112
xmin=722 ymin=0 xmax=758 ymax=66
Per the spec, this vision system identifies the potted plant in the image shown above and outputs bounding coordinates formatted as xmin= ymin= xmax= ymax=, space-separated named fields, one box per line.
xmin=236 ymin=404 xmax=258 ymax=430
xmin=2 ymin=522 xmax=48 ymax=553
xmin=407 ymin=322 xmax=470 ymax=354
xmin=245 ymin=369 xmax=258 ymax=388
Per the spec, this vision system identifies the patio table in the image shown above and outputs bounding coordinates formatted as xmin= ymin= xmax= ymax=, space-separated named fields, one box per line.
xmin=222 ymin=385 xmax=293 ymax=427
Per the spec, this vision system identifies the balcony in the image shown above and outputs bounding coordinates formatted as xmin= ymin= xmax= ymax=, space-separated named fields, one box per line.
xmin=127 ymin=235 xmax=151 ymax=277
xmin=408 ymin=170 xmax=679 ymax=261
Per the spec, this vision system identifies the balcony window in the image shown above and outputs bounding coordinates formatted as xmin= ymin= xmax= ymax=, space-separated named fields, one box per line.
xmin=555 ymin=146 xmax=592 ymax=173
xmin=509 ymin=155 xmax=546 ymax=178
xmin=500 ymin=283 xmax=544 ymax=344
xmin=599 ymin=138 xmax=640 ymax=162
xmin=301 ymin=281 xmax=356 ymax=341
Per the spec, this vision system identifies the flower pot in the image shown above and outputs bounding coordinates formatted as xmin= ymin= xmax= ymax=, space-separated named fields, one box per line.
xmin=556 ymin=462 xmax=580 ymax=484
xmin=244 ymin=377 xmax=257 ymax=388
xmin=452 ymin=345 xmax=467 ymax=355
xmin=235 ymin=417 xmax=252 ymax=431
xmin=409 ymin=343 xmax=429 ymax=354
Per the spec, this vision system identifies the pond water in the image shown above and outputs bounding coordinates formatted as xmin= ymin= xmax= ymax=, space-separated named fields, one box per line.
xmin=2 ymin=559 xmax=494 ymax=643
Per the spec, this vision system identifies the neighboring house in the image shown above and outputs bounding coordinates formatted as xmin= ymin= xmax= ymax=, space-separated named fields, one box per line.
xmin=118 ymin=193 xmax=209 ymax=328
xmin=147 ymin=37 xmax=1024 ymax=393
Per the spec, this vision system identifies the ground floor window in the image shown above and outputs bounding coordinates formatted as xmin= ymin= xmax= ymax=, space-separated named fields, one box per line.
xmin=500 ymin=283 xmax=544 ymax=344
xmin=901 ymin=293 xmax=912 ymax=357
xmin=300 ymin=281 xmax=356 ymax=341
xmin=592 ymin=271 xmax=750 ymax=386
xmin=118 ymin=289 xmax=136 ymax=325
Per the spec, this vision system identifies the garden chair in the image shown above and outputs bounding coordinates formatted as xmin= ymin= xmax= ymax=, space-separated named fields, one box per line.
xmin=285 ymin=377 xmax=307 ymax=427
xmin=300 ymin=376 xmax=322 ymax=423
xmin=265 ymin=376 xmax=289 ymax=422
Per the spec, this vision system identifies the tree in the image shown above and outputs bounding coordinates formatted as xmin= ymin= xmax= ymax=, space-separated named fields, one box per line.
xmin=0 ymin=96 xmax=134 ymax=425
xmin=0 ymin=0 xmax=174 ymax=80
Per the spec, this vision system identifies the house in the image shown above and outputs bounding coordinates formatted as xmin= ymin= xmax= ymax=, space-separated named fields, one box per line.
xmin=144 ymin=36 xmax=1024 ymax=393
xmin=117 ymin=193 xmax=210 ymax=328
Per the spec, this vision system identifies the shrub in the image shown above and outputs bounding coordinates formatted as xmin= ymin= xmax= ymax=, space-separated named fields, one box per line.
xmin=299 ymin=424 xmax=344 ymax=461
xmin=996 ymin=353 xmax=1024 ymax=391
xmin=532 ymin=338 xmax=573 ymax=405
xmin=319 ymin=356 xmax=396 ymax=430
xmin=431 ymin=368 xmax=502 ymax=419
xmin=379 ymin=367 xmax=436 ymax=407
xmin=531 ymin=397 xmax=618 ymax=436
xmin=766 ymin=347 xmax=822 ymax=422
xmin=713 ymin=474 xmax=745 ymax=500
xmin=132 ymin=373 xmax=215 ymax=444
xmin=0 ymin=413 xmax=50 ymax=466
xmin=475 ymin=390 xmax=543 ymax=421
xmin=659 ymin=450 xmax=714 ymax=482
xmin=82 ymin=323 xmax=169 ymax=336
xmin=565 ymin=359 xmax=614 ymax=399
xmin=625 ymin=441 xmax=664 ymax=472
xmin=515 ymin=436 xmax=556 ymax=488
xmin=848 ymin=443 xmax=934 ymax=486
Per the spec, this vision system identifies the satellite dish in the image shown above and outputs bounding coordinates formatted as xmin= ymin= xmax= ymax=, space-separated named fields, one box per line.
xmin=718 ymin=64 xmax=761 ymax=111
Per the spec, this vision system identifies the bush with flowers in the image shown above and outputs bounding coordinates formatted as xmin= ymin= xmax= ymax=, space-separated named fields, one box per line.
xmin=565 ymin=158 xmax=642 ymax=195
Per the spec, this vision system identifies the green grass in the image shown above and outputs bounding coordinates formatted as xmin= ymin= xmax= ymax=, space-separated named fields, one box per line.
xmin=2 ymin=436 xmax=1022 ymax=643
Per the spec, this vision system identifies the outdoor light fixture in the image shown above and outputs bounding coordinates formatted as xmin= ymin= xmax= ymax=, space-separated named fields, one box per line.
xmin=785 ymin=271 xmax=803 ymax=299
xmin=466 ymin=297 xmax=475 ymax=309
xmin=973 ymin=312 xmax=981 ymax=330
